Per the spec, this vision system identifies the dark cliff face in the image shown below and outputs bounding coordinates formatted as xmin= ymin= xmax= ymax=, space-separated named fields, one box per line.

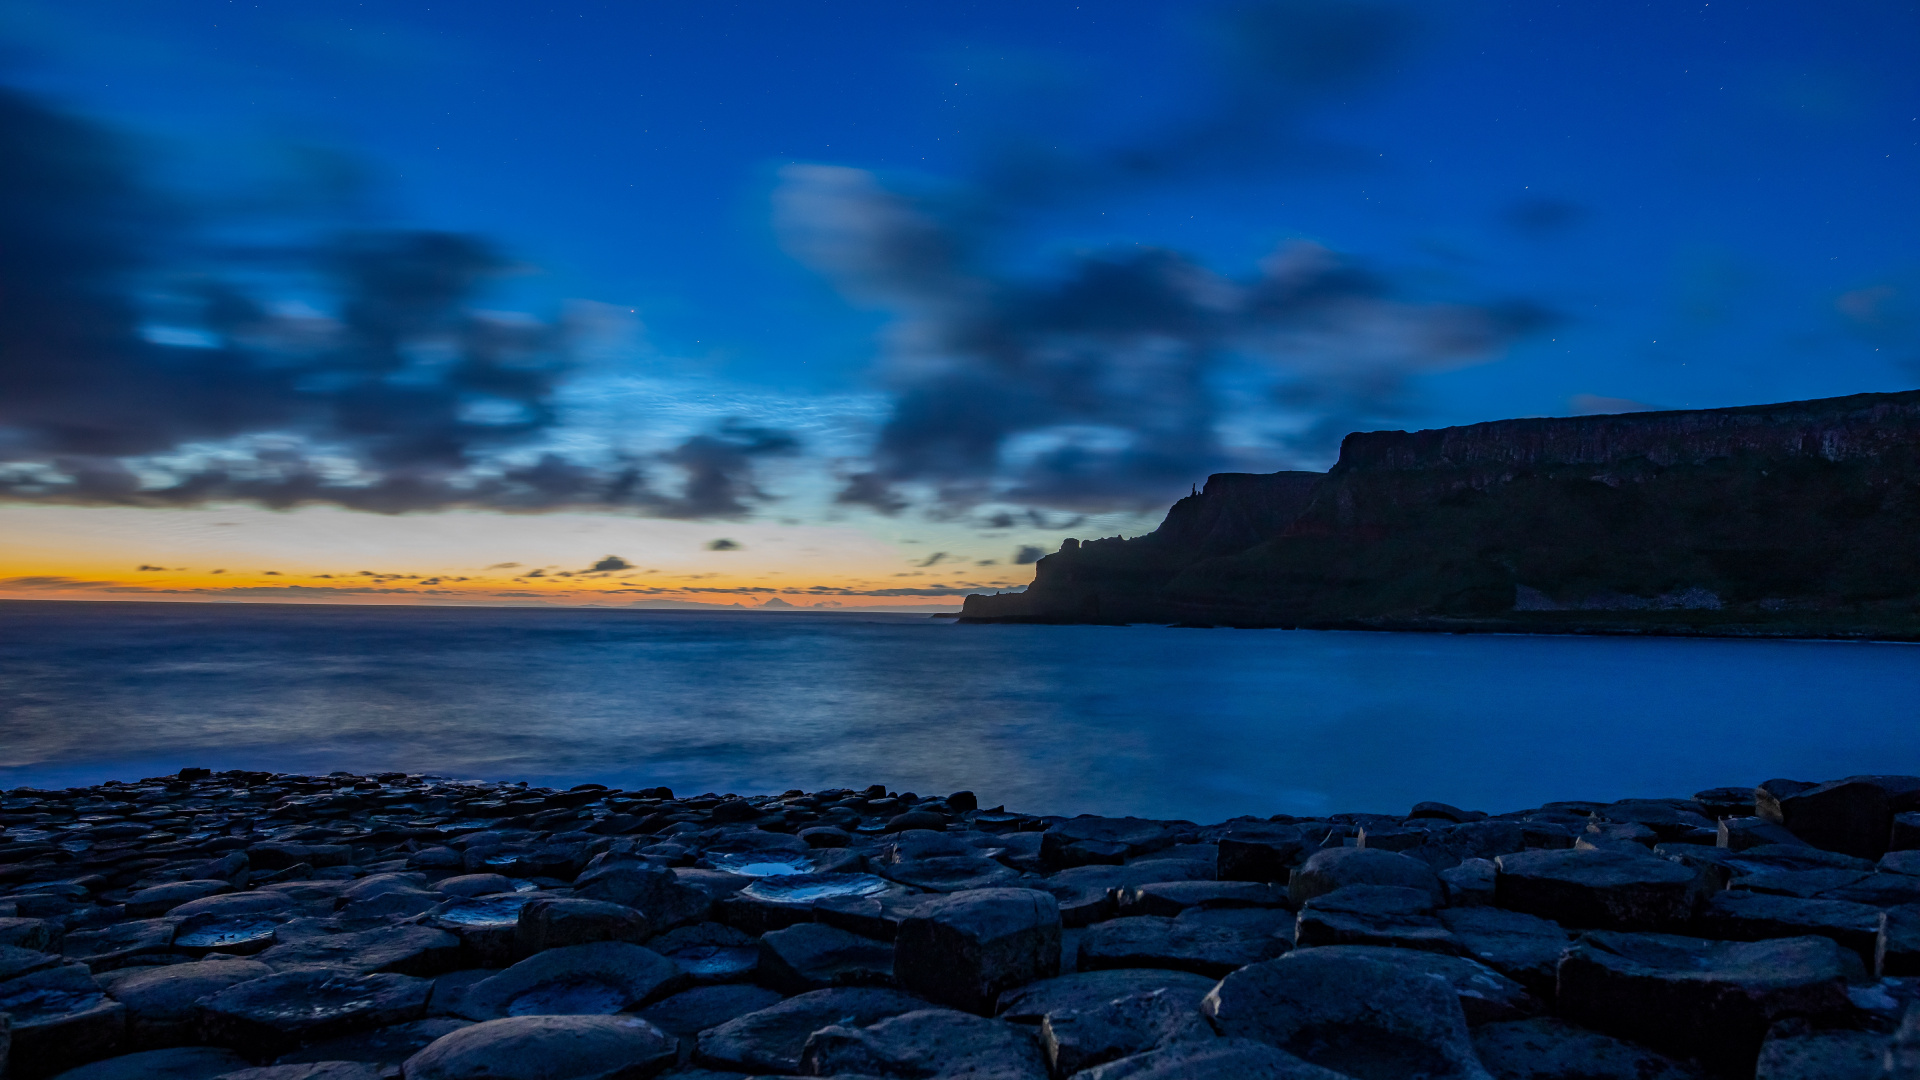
xmin=962 ymin=389 xmax=1920 ymax=636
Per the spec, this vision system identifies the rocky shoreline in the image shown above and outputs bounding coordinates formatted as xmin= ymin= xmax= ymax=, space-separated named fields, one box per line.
xmin=2 ymin=771 xmax=1918 ymax=1080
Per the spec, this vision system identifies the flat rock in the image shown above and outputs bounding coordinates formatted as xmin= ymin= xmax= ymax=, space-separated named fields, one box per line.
xmin=1037 ymin=988 xmax=1215 ymax=1076
xmin=401 ymin=1014 xmax=676 ymax=1080
xmin=0 ymin=916 xmax=62 ymax=953
xmin=433 ymin=875 xmax=516 ymax=898
xmin=62 ymin=918 xmax=181 ymax=972
xmin=801 ymin=1007 xmax=1048 ymax=1080
xmin=273 ymin=1018 xmax=472 ymax=1067
xmin=1471 ymin=1017 xmax=1701 ymax=1080
xmin=1493 ymin=849 xmax=1705 ymax=931
xmin=880 ymin=856 xmax=1024 ymax=893
xmin=1290 ymin=944 xmax=1539 ymax=1025
xmin=1755 ymin=1023 xmax=1886 ymax=1080
xmin=46 ymin=1046 xmax=249 ymax=1080
xmin=0 ymin=961 xmax=127 ymax=1076
xmin=1820 ymin=872 xmax=1920 ymax=908
xmin=648 ymin=923 xmax=760 ymax=985
xmin=103 ymin=958 xmax=271 ymax=1048
xmin=1442 ymin=858 xmax=1498 ymax=906
xmin=1114 ymin=881 xmax=1284 ymax=918
xmin=1295 ymin=884 xmax=1461 ymax=955
xmin=571 ymin=863 xmax=711 ymax=930
xmin=1201 ymin=947 xmax=1493 ymax=1080
xmin=1763 ymin=775 xmax=1920 ymax=860
xmin=995 ymin=968 xmax=1220 ymax=1023
xmin=756 ymin=922 xmax=893 ymax=992
xmin=1074 ymin=1037 xmax=1347 ymax=1080
xmin=1076 ymin=915 xmax=1284 ymax=978
xmin=1288 ymin=847 xmax=1444 ymax=906
xmin=1437 ymin=907 xmax=1571 ymax=999
xmin=199 ymin=970 xmax=430 ymax=1059
xmin=208 ymin=1064 xmax=384 ymax=1080
xmin=636 ymin=984 xmax=783 ymax=1038
xmin=693 ymin=986 xmax=929 ymax=1073
xmin=514 ymin=898 xmax=650 ymax=954
xmin=1042 ymin=863 xmax=1214 ymax=928
xmin=1699 ymin=889 xmax=1882 ymax=968
xmin=1557 ymin=931 xmax=1853 ymax=1075
xmin=456 ymin=941 xmax=685 ymax=1020
xmin=125 ymin=881 xmax=234 ymax=919
xmin=169 ymin=892 xmax=298 ymax=920
xmin=896 ymin=888 xmax=1062 ymax=1015
xmin=257 ymin=925 xmax=461 ymax=978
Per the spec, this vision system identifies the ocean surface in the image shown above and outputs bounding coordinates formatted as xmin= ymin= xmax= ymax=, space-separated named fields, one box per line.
xmin=1 ymin=600 xmax=1917 ymax=823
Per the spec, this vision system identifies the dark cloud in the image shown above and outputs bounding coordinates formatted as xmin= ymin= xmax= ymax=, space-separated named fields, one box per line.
xmin=1012 ymin=545 xmax=1046 ymax=565
xmin=778 ymin=1 xmax=1547 ymax=516
xmin=136 ymin=564 xmax=165 ymax=571
xmin=915 ymin=552 xmax=949 ymax=567
xmin=589 ymin=555 xmax=632 ymax=572
xmin=706 ymin=538 xmax=741 ymax=551
xmin=0 ymin=86 xmax=794 ymax=518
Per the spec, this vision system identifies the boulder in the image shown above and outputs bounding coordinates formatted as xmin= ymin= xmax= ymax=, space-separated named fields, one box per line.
xmin=1201 ymin=947 xmax=1493 ymax=1079
xmin=1556 ymin=931 xmax=1852 ymax=1075
xmin=455 ymin=941 xmax=685 ymax=1020
xmin=1287 ymin=848 xmax=1444 ymax=906
xmin=1698 ymin=890 xmax=1882 ymax=969
xmin=514 ymin=898 xmax=650 ymax=954
xmin=995 ymin=969 xmax=1220 ymax=1023
xmin=1437 ymin=907 xmax=1571 ymax=999
xmin=1076 ymin=915 xmax=1285 ymax=978
xmin=1493 ymin=849 xmax=1705 ymax=931
xmin=168 ymin=892 xmax=298 ymax=920
xmin=800 ymin=1007 xmax=1048 ymax=1080
xmin=199 ymin=970 xmax=430 ymax=1060
xmin=895 ymin=888 xmax=1061 ymax=1014
xmin=102 ymin=958 xmax=271 ymax=1049
xmin=1073 ymin=1037 xmax=1348 ymax=1080
xmin=44 ymin=1046 xmax=249 ymax=1080
xmin=1295 ymin=884 xmax=1461 ymax=955
xmin=1400 ymin=822 xmax=1529 ymax=872
xmin=693 ymin=986 xmax=929 ymax=1073
xmin=757 ymin=922 xmax=893 ymax=992
xmin=1036 ymin=988 xmax=1215 ymax=1076
xmin=1470 ymin=1017 xmax=1701 ymax=1080
xmin=401 ymin=1014 xmax=676 ymax=1080
xmin=257 ymin=925 xmax=462 ymax=978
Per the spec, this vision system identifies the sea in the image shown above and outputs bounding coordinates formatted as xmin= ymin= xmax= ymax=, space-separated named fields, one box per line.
xmin=2 ymin=600 xmax=1916 ymax=824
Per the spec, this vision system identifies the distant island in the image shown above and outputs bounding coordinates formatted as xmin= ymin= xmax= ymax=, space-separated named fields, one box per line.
xmin=961 ymin=389 xmax=1920 ymax=640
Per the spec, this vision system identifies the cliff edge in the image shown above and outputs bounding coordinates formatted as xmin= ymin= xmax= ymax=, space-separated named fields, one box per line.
xmin=961 ymin=389 xmax=1920 ymax=638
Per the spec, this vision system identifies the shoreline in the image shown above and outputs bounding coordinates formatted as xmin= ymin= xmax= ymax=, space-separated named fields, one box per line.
xmin=2 ymin=770 xmax=1918 ymax=1078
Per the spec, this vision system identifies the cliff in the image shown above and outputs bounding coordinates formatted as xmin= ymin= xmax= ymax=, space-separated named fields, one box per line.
xmin=961 ymin=389 xmax=1920 ymax=638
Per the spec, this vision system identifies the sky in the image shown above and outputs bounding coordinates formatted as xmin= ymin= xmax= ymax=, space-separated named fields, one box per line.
xmin=1 ymin=0 xmax=1915 ymax=609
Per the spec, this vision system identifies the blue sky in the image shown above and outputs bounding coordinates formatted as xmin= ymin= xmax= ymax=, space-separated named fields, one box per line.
xmin=0 ymin=0 xmax=1916 ymax=604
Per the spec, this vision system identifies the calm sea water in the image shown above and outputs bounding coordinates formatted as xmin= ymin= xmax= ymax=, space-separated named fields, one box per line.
xmin=1 ymin=600 xmax=1916 ymax=823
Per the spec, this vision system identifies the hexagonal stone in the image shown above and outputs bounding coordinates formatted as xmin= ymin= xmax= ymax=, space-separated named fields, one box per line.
xmin=1698 ymin=890 xmax=1882 ymax=969
xmin=1037 ymin=988 xmax=1215 ymax=1076
xmin=272 ymin=1018 xmax=472 ymax=1069
xmin=1493 ymin=849 xmax=1706 ymax=931
xmin=1288 ymin=848 xmax=1444 ymax=907
xmin=693 ymin=987 xmax=929 ymax=1073
xmin=0 ymin=916 xmax=62 ymax=953
xmin=1288 ymin=944 xmax=1538 ymax=1026
xmin=1075 ymin=1037 xmax=1359 ymax=1080
xmin=1076 ymin=916 xmax=1284 ymax=978
xmin=62 ymin=919 xmax=181 ymax=972
xmin=1881 ymin=904 xmax=1920 ymax=977
xmin=1556 ymin=931 xmax=1853 ymax=1075
xmin=198 ymin=970 xmax=430 ymax=1059
xmin=1470 ymin=1017 xmax=1700 ymax=1080
xmin=0 ymin=961 xmax=125 ymax=1076
xmin=801 ymin=1008 xmax=1047 ymax=1080
xmin=256 ymin=925 xmax=461 ymax=978
xmin=208 ymin=1064 xmax=383 ymax=1080
xmin=1295 ymin=884 xmax=1461 ymax=955
xmin=101 ymin=958 xmax=270 ymax=1049
xmin=1760 ymin=775 xmax=1920 ymax=860
xmin=895 ymin=888 xmax=1061 ymax=1015
xmin=1437 ymin=907 xmax=1571 ymax=999
xmin=635 ymin=984 xmax=782 ymax=1040
xmin=1755 ymin=1021 xmax=1886 ymax=1080
xmin=757 ymin=922 xmax=893 ymax=993
xmin=570 ymin=862 xmax=710 ymax=930
xmin=1201 ymin=947 xmax=1490 ymax=1080
xmin=402 ymin=1015 xmax=676 ymax=1080
xmin=1114 ymin=881 xmax=1284 ymax=918
xmin=455 ymin=941 xmax=685 ymax=1020
xmin=514 ymin=898 xmax=650 ymax=954
xmin=124 ymin=881 xmax=234 ymax=919
xmin=995 ymin=968 xmax=1220 ymax=1024
xmin=44 ymin=1046 xmax=249 ymax=1080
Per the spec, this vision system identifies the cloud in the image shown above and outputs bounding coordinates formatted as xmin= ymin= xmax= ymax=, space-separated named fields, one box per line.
xmin=775 ymin=3 xmax=1547 ymax=516
xmin=136 ymin=564 xmax=165 ymax=571
xmin=706 ymin=538 xmax=741 ymax=551
xmin=485 ymin=562 xmax=521 ymax=570
xmin=1012 ymin=545 xmax=1046 ymax=565
xmin=1569 ymin=393 xmax=1660 ymax=416
xmin=0 ymin=86 xmax=795 ymax=519
xmin=914 ymin=552 xmax=949 ymax=567
xmin=589 ymin=555 xmax=632 ymax=572
xmin=0 ymin=576 xmax=114 ymax=589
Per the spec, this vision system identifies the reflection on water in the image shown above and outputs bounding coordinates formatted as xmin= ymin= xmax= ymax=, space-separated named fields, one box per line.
xmin=1 ymin=600 xmax=1917 ymax=822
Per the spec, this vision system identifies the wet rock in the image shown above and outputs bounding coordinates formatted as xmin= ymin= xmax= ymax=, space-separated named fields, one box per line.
xmin=1493 ymin=849 xmax=1705 ymax=931
xmin=456 ymin=941 xmax=685 ymax=1020
xmin=1698 ymin=890 xmax=1882 ymax=968
xmin=895 ymin=888 xmax=1062 ymax=1014
xmin=272 ymin=1018 xmax=471 ymax=1069
xmin=1754 ymin=1021 xmax=1886 ymax=1080
xmin=432 ymin=875 xmax=514 ymax=898
xmin=1470 ymin=1017 xmax=1700 ymax=1080
xmin=103 ymin=958 xmax=271 ymax=1050
xmin=1201 ymin=947 xmax=1493 ymax=1080
xmin=1287 ymin=847 xmax=1444 ymax=906
xmin=0 ymin=916 xmax=61 ymax=952
xmin=1113 ymin=880 xmax=1284 ymax=918
xmin=46 ymin=1046 xmax=250 ymax=1080
xmin=1882 ymin=905 xmax=1920 ymax=977
xmin=125 ymin=881 xmax=234 ymax=919
xmin=1437 ymin=907 xmax=1571 ymax=999
xmin=257 ymin=925 xmax=462 ymax=978
xmin=63 ymin=918 xmax=182 ymax=972
xmin=169 ymin=892 xmax=299 ymax=920
xmin=571 ymin=863 xmax=711 ymax=930
xmin=172 ymin=913 xmax=283 ymax=958
xmin=648 ymin=923 xmax=760 ymax=985
xmin=812 ymin=891 xmax=943 ymax=942
xmin=1295 ymin=884 xmax=1461 ymax=954
xmin=247 ymin=843 xmax=351 ymax=871
xmin=693 ymin=986 xmax=928 ymax=1074
xmin=1073 ymin=1037 xmax=1347 ymax=1080
xmin=801 ymin=1007 xmax=1047 ymax=1079
xmin=1556 ymin=931 xmax=1853 ymax=1075
xmin=757 ymin=922 xmax=894 ymax=992
xmin=636 ymin=984 xmax=783 ymax=1041
xmin=798 ymin=826 xmax=851 ymax=848
xmin=198 ymin=970 xmax=429 ymax=1060
xmin=514 ymin=898 xmax=649 ymax=954
xmin=717 ymin=873 xmax=900 ymax=935
xmin=995 ymin=968 xmax=1219 ymax=1023
xmin=881 ymin=856 xmax=1024 ymax=893
xmin=422 ymin=895 xmax=531 ymax=969
xmin=402 ymin=1014 xmax=676 ymax=1080
xmin=0 ymin=961 xmax=126 ymax=1076
xmin=885 ymin=811 xmax=950 ymax=833
xmin=1077 ymin=915 xmax=1284 ymax=978
xmin=1036 ymin=988 xmax=1214 ymax=1076
xmin=0 ymin=944 xmax=63 ymax=982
